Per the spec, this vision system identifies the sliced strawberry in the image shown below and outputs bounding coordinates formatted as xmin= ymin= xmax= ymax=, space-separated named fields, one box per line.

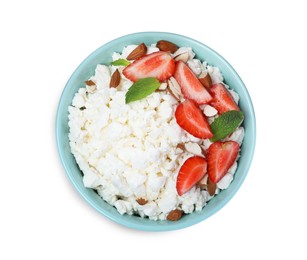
xmin=174 ymin=61 xmax=212 ymax=104
xmin=207 ymin=141 xmax=239 ymax=183
xmin=176 ymin=156 xmax=207 ymax=196
xmin=175 ymin=99 xmax=213 ymax=139
xmin=122 ymin=51 xmax=175 ymax=82
xmin=209 ymin=83 xmax=240 ymax=114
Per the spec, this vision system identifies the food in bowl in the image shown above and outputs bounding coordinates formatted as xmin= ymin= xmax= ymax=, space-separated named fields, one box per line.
xmin=68 ymin=40 xmax=245 ymax=221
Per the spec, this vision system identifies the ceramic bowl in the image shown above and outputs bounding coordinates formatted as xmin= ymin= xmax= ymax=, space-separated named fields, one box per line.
xmin=56 ymin=32 xmax=256 ymax=231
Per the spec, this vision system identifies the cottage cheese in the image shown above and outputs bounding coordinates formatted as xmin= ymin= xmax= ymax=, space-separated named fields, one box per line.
xmin=68 ymin=43 xmax=244 ymax=220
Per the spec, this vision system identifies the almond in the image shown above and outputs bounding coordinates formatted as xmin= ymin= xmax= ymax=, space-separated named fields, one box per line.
xmin=156 ymin=40 xmax=179 ymax=53
xmin=187 ymin=59 xmax=202 ymax=76
xmin=198 ymin=72 xmax=212 ymax=89
xmin=85 ymin=79 xmax=97 ymax=93
xmin=176 ymin=143 xmax=185 ymax=150
xmin=198 ymin=175 xmax=208 ymax=190
xmin=184 ymin=142 xmax=204 ymax=157
xmin=167 ymin=77 xmax=182 ymax=101
xmin=109 ymin=69 xmax=120 ymax=88
xmin=85 ymin=79 xmax=96 ymax=86
xmin=174 ymin=52 xmax=189 ymax=63
xmin=136 ymin=198 xmax=148 ymax=205
xmin=158 ymin=82 xmax=168 ymax=91
xmin=207 ymin=177 xmax=217 ymax=196
xmin=203 ymin=104 xmax=218 ymax=117
xmin=175 ymin=143 xmax=185 ymax=154
xmin=200 ymin=145 xmax=208 ymax=157
xmin=126 ymin=43 xmax=147 ymax=60
xmin=167 ymin=209 xmax=183 ymax=221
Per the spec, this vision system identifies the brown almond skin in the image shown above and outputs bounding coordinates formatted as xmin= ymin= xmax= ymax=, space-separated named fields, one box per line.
xmin=199 ymin=73 xmax=212 ymax=89
xmin=136 ymin=198 xmax=148 ymax=205
xmin=85 ymin=80 xmax=96 ymax=86
xmin=126 ymin=43 xmax=147 ymax=60
xmin=157 ymin=40 xmax=179 ymax=53
xmin=207 ymin=177 xmax=217 ymax=196
xmin=201 ymin=146 xmax=208 ymax=158
xmin=109 ymin=69 xmax=120 ymax=88
xmin=176 ymin=143 xmax=185 ymax=151
xmin=167 ymin=209 xmax=183 ymax=221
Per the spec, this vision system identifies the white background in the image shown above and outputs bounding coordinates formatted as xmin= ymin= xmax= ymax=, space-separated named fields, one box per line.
xmin=1 ymin=0 xmax=306 ymax=259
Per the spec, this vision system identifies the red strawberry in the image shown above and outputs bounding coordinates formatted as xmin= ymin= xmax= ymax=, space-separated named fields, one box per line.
xmin=209 ymin=83 xmax=240 ymax=114
xmin=122 ymin=51 xmax=175 ymax=82
xmin=175 ymin=99 xmax=213 ymax=139
xmin=176 ymin=156 xmax=207 ymax=196
xmin=207 ymin=141 xmax=239 ymax=183
xmin=174 ymin=61 xmax=212 ymax=104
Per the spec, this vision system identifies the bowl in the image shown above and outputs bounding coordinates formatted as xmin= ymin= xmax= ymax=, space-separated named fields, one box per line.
xmin=56 ymin=32 xmax=256 ymax=231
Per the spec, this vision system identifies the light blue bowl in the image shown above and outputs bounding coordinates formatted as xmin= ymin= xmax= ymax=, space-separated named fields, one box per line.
xmin=56 ymin=32 xmax=256 ymax=231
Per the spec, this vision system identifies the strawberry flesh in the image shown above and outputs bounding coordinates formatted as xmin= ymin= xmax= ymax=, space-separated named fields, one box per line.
xmin=175 ymin=99 xmax=213 ymax=139
xmin=176 ymin=156 xmax=207 ymax=196
xmin=207 ymin=141 xmax=240 ymax=183
xmin=209 ymin=83 xmax=240 ymax=114
xmin=123 ymin=51 xmax=175 ymax=82
xmin=174 ymin=61 xmax=212 ymax=104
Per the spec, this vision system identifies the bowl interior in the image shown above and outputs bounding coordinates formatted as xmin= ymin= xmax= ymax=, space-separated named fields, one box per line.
xmin=56 ymin=32 xmax=256 ymax=231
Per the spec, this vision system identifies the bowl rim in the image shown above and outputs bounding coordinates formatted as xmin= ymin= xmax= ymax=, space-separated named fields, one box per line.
xmin=56 ymin=31 xmax=256 ymax=231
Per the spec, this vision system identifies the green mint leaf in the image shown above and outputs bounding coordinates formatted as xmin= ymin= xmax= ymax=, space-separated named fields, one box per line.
xmin=125 ymin=78 xmax=160 ymax=104
xmin=111 ymin=59 xmax=130 ymax=66
xmin=210 ymin=110 xmax=244 ymax=142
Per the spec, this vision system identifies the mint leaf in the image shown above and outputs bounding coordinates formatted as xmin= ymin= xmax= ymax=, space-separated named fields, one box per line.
xmin=210 ymin=110 xmax=244 ymax=142
xmin=125 ymin=78 xmax=160 ymax=104
xmin=111 ymin=59 xmax=130 ymax=66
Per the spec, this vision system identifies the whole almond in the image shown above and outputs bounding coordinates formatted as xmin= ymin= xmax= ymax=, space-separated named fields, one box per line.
xmin=126 ymin=43 xmax=147 ymax=60
xmin=198 ymin=72 xmax=212 ymax=89
xmin=109 ymin=69 xmax=120 ymax=88
xmin=157 ymin=40 xmax=179 ymax=53
xmin=167 ymin=209 xmax=183 ymax=221
xmin=136 ymin=198 xmax=148 ymax=205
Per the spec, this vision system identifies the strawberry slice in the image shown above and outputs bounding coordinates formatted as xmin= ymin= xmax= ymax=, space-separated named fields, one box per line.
xmin=122 ymin=51 xmax=175 ymax=82
xmin=176 ymin=156 xmax=207 ymax=196
xmin=174 ymin=61 xmax=212 ymax=104
xmin=175 ymin=99 xmax=213 ymax=139
xmin=207 ymin=141 xmax=239 ymax=183
xmin=209 ymin=83 xmax=240 ymax=114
